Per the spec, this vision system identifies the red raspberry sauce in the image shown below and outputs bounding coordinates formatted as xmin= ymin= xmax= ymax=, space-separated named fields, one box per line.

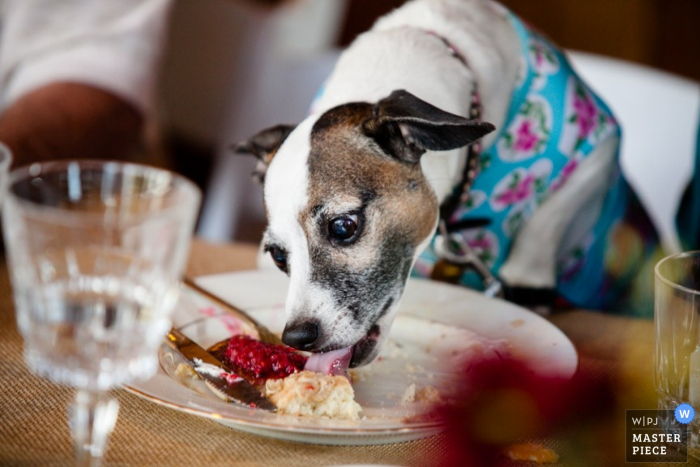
xmin=224 ymin=335 xmax=307 ymax=384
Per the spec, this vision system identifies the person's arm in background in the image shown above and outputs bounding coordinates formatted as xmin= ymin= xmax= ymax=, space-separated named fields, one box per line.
xmin=0 ymin=83 xmax=142 ymax=164
xmin=0 ymin=0 xmax=173 ymax=167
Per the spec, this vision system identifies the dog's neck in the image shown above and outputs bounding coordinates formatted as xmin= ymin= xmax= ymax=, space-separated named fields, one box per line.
xmin=312 ymin=4 xmax=519 ymax=203
xmin=312 ymin=28 xmax=475 ymax=203
xmin=313 ymin=27 xmax=475 ymax=123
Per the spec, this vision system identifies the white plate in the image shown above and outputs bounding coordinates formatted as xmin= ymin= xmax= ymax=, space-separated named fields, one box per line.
xmin=125 ymin=271 xmax=577 ymax=445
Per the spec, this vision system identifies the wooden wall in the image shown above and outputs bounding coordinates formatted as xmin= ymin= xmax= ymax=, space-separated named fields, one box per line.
xmin=339 ymin=0 xmax=700 ymax=82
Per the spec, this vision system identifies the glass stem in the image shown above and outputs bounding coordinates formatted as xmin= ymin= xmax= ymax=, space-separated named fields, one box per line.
xmin=69 ymin=389 xmax=119 ymax=467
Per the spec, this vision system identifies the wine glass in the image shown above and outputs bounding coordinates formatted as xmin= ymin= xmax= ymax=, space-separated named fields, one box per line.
xmin=655 ymin=251 xmax=700 ymax=450
xmin=0 ymin=142 xmax=12 ymax=200
xmin=2 ymin=160 xmax=201 ymax=466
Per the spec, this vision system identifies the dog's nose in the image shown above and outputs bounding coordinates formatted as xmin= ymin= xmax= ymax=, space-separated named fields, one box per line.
xmin=282 ymin=321 xmax=319 ymax=350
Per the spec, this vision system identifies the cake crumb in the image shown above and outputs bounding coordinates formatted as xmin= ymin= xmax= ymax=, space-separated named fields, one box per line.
xmin=401 ymin=384 xmax=441 ymax=404
xmin=264 ymin=371 xmax=361 ymax=420
xmin=416 ymin=386 xmax=441 ymax=403
xmin=348 ymin=368 xmax=366 ymax=382
xmin=405 ymin=363 xmax=423 ymax=374
xmin=401 ymin=383 xmax=416 ymax=404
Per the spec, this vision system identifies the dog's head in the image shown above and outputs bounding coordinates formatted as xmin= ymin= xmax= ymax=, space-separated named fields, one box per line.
xmin=235 ymin=90 xmax=494 ymax=367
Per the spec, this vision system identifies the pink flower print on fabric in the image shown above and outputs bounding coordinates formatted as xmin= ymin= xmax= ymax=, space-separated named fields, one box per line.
xmin=573 ymin=91 xmax=598 ymax=140
xmin=559 ymin=77 xmax=617 ymax=157
xmin=461 ymin=229 xmax=500 ymax=268
xmin=493 ymin=160 xmax=553 ymax=238
xmin=514 ymin=120 xmax=539 ymax=152
xmin=529 ymin=36 xmax=560 ymax=90
xmin=497 ymin=95 xmax=552 ymax=162
xmin=491 ymin=159 xmax=552 ymax=213
xmin=468 ymin=236 xmax=490 ymax=250
xmin=495 ymin=173 xmax=536 ymax=205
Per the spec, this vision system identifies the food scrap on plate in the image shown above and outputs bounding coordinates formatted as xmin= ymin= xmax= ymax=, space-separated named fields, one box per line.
xmin=183 ymin=333 xmax=364 ymax=420
xmin=265 ymin=370 xmax=361 ymax=420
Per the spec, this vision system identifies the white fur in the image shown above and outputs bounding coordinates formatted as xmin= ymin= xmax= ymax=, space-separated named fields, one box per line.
xmin=499 ymin=135 xmax=620 ymax=288
xmin=263 ymin=116 xmax=316 ymax=320
xmin=264 ymin=115 xmax=379 ymax=349
xmin=312 ymin=0 xmax=520 ymax=203
xmin=261 ymin=0 xmax=620 ymax=355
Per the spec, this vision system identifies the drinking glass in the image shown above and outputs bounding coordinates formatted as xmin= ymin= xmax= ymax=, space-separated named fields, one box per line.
xmin=2 ymin=160 xmax=201 ymax=466
xmin=0 ymin=142 xmax=12 ymax=200
xmin=655 ymin=251 xmax=700 ymax=446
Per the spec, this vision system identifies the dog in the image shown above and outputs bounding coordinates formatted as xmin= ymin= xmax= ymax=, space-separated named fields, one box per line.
xmin=234 ymin=0 xmax=658 ymax=369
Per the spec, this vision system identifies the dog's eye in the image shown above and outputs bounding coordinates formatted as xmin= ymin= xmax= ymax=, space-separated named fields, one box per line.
xmin=328 ymin=215 xmax=358 ymax=242
xmin=268 ymin=246 xmax=288 ymax=273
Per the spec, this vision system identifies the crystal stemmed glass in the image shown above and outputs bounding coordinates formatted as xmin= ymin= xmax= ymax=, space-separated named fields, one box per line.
xmin=0 ymin=142 xmax=12 ymax=199
xmin=2 ymin=160 xmax=201 ymax=466
xmin=655 ymin=251 xmax=700 ymax=450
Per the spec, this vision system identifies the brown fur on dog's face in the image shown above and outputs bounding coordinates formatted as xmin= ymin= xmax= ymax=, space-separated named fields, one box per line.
xmin=299 ymin=103 xmax=439 ymax=365
xmin=304 ymin=102 xmax=439 ymax=269
xmin=251 ymin=90 xmax=494 ymax=367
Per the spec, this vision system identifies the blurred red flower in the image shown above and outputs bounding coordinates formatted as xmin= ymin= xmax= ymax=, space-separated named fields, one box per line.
xmin=433 ymin=356 xmax=616 ymax=466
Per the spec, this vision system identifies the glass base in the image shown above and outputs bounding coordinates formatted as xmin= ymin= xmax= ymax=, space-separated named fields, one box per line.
xmin=658 ymin=395 xmax=700 ymax=458
xmin=70 ymin=390 xmax=119 ymax=467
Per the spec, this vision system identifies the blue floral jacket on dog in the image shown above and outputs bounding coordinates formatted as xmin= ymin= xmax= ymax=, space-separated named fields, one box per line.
xmin=311 ymin=12 xmax=660 ymax=316
xmin=412 ymin=13 xmax=659 ymax=316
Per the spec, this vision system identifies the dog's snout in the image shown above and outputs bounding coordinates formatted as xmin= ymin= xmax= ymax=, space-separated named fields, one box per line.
xmin=282 ymin=321 xmax=319 ymax=350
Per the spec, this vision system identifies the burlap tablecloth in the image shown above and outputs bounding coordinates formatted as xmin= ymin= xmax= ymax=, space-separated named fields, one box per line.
xmin=0 ymin=239 xmax=663 ymax=466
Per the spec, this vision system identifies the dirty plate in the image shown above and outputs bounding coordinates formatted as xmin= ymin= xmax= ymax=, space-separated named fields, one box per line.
xmin=125 ymin=270 xmax=577 ymax=445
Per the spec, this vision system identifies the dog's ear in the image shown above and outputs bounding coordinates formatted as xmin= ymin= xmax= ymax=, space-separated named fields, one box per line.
xmin=232 ymin=124 xmax=295 ymax=183
xmin=362 ymin=89 xmax=495 ymax=164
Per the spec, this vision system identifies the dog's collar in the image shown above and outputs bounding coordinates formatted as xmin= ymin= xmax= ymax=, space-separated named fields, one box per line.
xmin=438 ymin=88 xmax=483 ymax=229
xmin=418 ymin=30 xmax=504 ymax=296
xmin=420 ymin=30 xmax=484 ymax=231
xmin=423 ymin=30 xmax=557 ymax=310
xmin=425 ymin=30 xmax=470 ymax=68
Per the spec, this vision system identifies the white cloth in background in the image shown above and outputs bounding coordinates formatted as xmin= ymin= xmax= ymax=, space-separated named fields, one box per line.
xmin=0 ymin=0 xmax=172 ymax=114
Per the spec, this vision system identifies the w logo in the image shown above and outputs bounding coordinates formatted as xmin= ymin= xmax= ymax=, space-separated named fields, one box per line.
xmin=675 ymin=404 xmax=695 ymax=424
